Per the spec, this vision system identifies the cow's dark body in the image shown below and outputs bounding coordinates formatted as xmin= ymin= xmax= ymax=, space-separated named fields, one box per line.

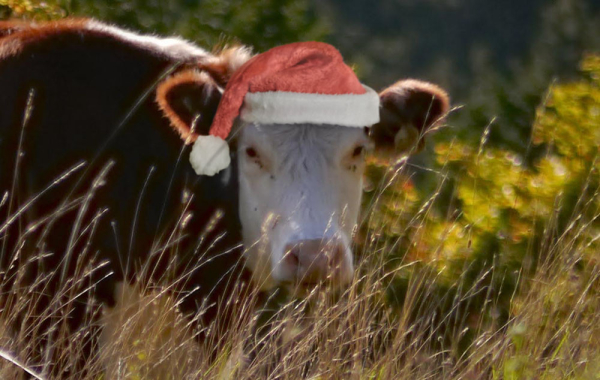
xmin=0 ymin=20 xmax=452 ymax=379
xmin=0 ymin=23 xmax=250 ymax=364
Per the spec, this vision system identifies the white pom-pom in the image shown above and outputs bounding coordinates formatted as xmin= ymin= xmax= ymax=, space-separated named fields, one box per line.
xmin=189 ymin=135 xmax=231 ymax=176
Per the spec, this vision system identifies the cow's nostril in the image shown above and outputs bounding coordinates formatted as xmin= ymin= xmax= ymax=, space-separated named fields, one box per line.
xmin=277 ymin=237 xmax=353 ymax=287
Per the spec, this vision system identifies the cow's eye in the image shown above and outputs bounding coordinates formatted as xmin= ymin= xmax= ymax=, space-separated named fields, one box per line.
xmin=352 ymin=145 xmax=365 ymax=158
xmin=246 ymin=147 xmax=258 ymax=158
xmin=245 ymin=146 xmax=265 ymax=169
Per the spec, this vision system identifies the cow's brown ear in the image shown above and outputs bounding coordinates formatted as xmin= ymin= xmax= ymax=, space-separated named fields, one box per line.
xmin=370 ymin=79 xmax=450 ymax=154
xmin=156 ymin=69 xmax=222 ymax=144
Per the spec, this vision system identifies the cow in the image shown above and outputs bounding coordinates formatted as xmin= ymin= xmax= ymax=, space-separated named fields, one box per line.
xmin=0 ymin=18 xmax=449 ymax=374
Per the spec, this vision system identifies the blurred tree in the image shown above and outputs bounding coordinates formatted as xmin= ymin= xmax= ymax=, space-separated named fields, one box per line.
xmin=62 ymin=0 xmax=328 ymax=52
xmin=454 ymin=0 xmax=600 ymax=153
xmin=1 ymin=0 xmax=329 ymax=52
xmin=0 ymin=0 xmax=64 ymax=19
xmin=318 ymin=0 xmax=600 ymax=152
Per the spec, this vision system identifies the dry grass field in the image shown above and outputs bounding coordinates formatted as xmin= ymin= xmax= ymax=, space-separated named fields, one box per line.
xmin=1 ymin=143 xmax=598 ymax=379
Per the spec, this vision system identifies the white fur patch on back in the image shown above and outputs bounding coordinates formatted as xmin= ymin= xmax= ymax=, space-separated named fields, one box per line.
xmin=85 ymin=20 xmax=208 ymax=60
xmin=212 ymin=45 xmax=253 ymax=74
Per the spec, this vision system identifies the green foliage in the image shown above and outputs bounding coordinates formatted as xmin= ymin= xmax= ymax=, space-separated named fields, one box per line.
xmin=363 ymin=54 xmax=599 ymax=371
xmin=0 ymin=0 xmax=65 ymax=19
xmin=63 ymin=0 xmax=327 ymax=52
xmin=1 ymin=0 xmax=328 ymax=52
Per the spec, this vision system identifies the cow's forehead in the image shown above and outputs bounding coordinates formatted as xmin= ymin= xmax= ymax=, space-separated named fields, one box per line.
xmin=240 ymin=123 xmax=367 ymax=155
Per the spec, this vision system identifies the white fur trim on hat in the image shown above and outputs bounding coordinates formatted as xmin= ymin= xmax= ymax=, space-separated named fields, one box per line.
xmin=189 ymin=135 xmax=231 ymax=176
xmin=240 ymin=85 xmax=380 ymax=127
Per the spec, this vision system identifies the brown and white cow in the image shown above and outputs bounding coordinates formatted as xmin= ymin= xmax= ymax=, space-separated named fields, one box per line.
xmin=0 ymin=18 xmax=448 ymax=364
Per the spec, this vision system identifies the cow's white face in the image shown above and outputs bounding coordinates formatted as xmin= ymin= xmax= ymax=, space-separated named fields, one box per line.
xmin=158 ymin=65 xmax=448 ymax=289
xmin=237 ymin=123 xmax=370 ymax=290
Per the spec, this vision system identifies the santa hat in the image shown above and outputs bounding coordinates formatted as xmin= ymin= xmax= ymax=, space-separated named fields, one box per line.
xmin=190 ymin=41 xmax=380 ymax=176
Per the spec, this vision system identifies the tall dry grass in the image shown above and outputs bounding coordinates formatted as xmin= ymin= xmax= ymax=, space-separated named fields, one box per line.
xmin=0 ymin=143 xmax=598 ymax=379
xmin=0 ymin=87 xmax=598 ymax=379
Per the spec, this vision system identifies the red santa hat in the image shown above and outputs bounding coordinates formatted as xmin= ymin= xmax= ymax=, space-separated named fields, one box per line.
xmin=190 ymin=41 xmax=380 ymax=176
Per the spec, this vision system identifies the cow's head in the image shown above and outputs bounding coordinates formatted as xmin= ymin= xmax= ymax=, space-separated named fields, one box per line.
xmin=157 ymin=45 xmax=449 ymax=291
